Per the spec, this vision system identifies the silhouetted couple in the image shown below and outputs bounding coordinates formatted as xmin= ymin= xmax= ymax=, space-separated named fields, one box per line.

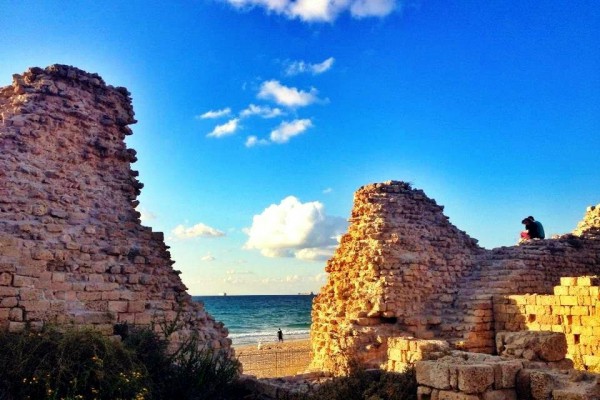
xmin=521 ymin=216 xmax=545 ymax=240
xmin=277 ymin=328 xmax=283 ymax=342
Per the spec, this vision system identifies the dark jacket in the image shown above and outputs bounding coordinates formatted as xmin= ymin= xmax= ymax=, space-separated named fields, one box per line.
xmin=526 ymin=221 xmax=541 ymax=239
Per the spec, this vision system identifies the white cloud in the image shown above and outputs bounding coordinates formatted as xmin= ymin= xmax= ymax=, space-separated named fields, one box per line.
xmin=289 ymin=0 xmax=340 ymax=22
xmin=245 ymin=135 xmax=270 ymax=147
xmin=221 ymin=0 xmax=398 ymax=22
xmin=350 ymin=0 xmax=396 ymax=17
xmin=270 ymin=119 xmax=313 ymax=143
xmin=172 ymin=223 xmax=225 ymax=239
xmin=244 ymin=196 xmax=347 ymax=260
xmin=246 ymin=119 xmax=312 ymax=147
xmin=295 ymin=246 xmax=338 ymax=261
xmin=207 ymin=118 xmax=240 ymax=138
xmin=227 ymin=269 xmax=254 ymax=275
xmin=201 ymin=253 xmax=216 ymax=262
xmin=285 ymin=57 xmax=335 ymax=76
xmin=224 ymin=275 xmax=245 ymax=284
xmin=227 ymin=0 xmax=288 ymax=13
xmin=197 ymin=107 xmax=232 ymax=119
xmin=312 ymin=57 xmax=336 ymax=74
xmin=240 ymin=104 xmax=285 ymax=118
xmin=137 ymin=208 xmax=156 ymax=222
xmin=258 ymin=80 xmax=319 ymax=108
xmin=322 ymin=187 xmax=333 ymax=194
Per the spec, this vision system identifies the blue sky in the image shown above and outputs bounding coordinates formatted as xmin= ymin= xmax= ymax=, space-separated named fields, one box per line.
xmin=1 ymin=1 xmax=598 ymax=295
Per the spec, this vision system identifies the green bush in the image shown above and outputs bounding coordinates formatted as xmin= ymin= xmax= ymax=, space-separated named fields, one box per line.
xmin=124 ymin=328 xmax=242 ymax=400
xmin=0 ymin=328 xmax=148 ymax=400
xmin=0 ymin=327 xmax=241 ymax=400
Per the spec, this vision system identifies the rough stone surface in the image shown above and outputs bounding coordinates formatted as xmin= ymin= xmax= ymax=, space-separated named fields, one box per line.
xmin=573 ymin=205 xmax=600 ymax=237
xmin=310 ymin=181 xmax=600 ymax=375
xmin=457 ymin=364 xmax=495 ymax=393
xmin=416 ymin=361 xmax=451 ymax=390
xmin=0 ymin=65 xmax=230 ymax=353
xmin=494 ymin=279 xmax=600 ymax=370
xmin=496 ymin=331 xmax=568 ymax=362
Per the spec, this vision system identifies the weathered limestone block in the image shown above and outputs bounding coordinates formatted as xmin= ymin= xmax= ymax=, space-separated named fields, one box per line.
xmin=416 ymin=361 xmax=451 ymax=390
xmin=481 ymin=389 xmax=517 ymax=400
xmin=496 ymin=331 xmax=567 ymax=362
xmin=457 ymin=364 xmax=495 ymax=393
xmin=514 ymin=369 xmax=600 ymax=400
xmin=437 ymin=391 xmax=479 ymax=400
xmin=493 ymin=360 xmax=524 ymax=390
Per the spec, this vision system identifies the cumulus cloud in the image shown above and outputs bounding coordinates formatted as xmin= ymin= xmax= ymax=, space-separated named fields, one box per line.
xmin=270 ymin=119 xmax=313 ymax=143
xmin=258 ymin=80 xmax=319 ymax=108
xmin=240 ymin=104 xmax=285 ymax=118
xmin=285 ymin=57 xmax=335 ymax=76
xmin=245 ymin=135 xmax=270 ymax=147
xmin=197 ymin=107 xmax=232 ymax=119
xmin=244 ymin=196 xmax=347 ymax=260
xmin=207 ymin=118 xmax=240 ymax=138
xmin=246 ymin=119 xmax=311 ymax=147
xmin=295 ymin=247 xmax=338 ymax=261
xmin=172 ymin=223 xmax=225 ymax=239
xmin=221 ymin=0 xmax=398 ymax=22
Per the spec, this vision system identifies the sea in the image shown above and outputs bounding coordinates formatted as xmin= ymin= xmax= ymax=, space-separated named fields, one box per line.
xmin=193 ymin=295 xmax=315 ymax=346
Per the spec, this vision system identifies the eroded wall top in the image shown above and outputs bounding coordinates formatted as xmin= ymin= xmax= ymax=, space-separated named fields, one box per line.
xmin=0 ymin=65 xmax=229 ymax=352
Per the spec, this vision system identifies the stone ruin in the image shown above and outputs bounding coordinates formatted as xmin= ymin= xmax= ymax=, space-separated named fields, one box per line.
xmin=0 ymin=65 xmax=230 ymax=352
xmin=310 ymin=181 xmax=600 ymax=381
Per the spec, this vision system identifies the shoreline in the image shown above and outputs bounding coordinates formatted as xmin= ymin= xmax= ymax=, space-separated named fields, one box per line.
xmin=228 ymin=330 xmax=310 ymax=347
xmin=234 ymin=338 xmax=311 ymax=354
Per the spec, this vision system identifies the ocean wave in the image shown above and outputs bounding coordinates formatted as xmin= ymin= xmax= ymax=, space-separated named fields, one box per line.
xmin=228 ymin=329 xmax=310 ymax=339
xmin=228 ymin=329 xmax=310 ymax=345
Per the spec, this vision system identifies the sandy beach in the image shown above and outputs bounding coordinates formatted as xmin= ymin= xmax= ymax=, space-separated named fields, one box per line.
xmin=234 ymin=339 xmax=312 ymax=378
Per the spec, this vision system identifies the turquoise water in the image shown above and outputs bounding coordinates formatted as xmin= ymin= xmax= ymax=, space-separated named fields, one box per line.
xmin=193 ymin=295 xmax=314 ymax=346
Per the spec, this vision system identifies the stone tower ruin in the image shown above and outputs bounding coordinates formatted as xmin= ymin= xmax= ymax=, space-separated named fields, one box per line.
xmin=310 ymin=181 xmax=600 ymax=374
xmin=0 ymin=65 xmax=229 ymax=351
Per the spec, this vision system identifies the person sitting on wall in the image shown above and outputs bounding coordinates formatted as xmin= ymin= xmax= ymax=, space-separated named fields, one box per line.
xmin=521 ymin=217 xmax=541 ymax=240
xmin=528 ymin=216 xmax=545 ymax=239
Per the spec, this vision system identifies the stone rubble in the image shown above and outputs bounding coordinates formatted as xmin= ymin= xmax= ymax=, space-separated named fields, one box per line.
xmin=415 ymin=344 xmax=600 ymax=400
xmin=0 ymin=65 xmax=230 ymax=353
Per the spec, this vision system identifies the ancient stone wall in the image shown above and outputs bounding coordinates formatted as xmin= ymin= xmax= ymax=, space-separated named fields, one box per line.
xmin=310 ymin=181 xmax=482 ymax=373
xmin=495 ymin=277 xmax=600 ymax=371
xmin=310 ymin=181 xmax=600 ymax=375
xmin=0 ymin=65 xmax=230 ymax=352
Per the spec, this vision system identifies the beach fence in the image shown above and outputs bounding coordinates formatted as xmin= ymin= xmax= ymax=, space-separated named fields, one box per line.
xmin=236 ymin=345 xmax=312 ymax=378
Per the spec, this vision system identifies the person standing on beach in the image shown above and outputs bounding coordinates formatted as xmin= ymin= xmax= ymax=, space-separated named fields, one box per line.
xmin=277 ymin=328 xmax=283 ymax=342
